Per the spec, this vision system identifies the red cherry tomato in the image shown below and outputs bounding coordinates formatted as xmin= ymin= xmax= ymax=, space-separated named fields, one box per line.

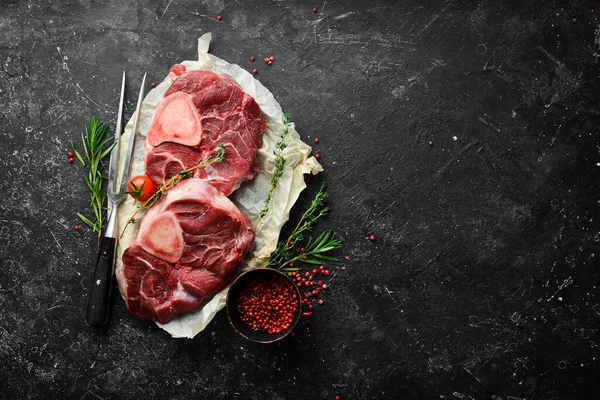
xmin=127 ymin=175 xmax=155 ymax=202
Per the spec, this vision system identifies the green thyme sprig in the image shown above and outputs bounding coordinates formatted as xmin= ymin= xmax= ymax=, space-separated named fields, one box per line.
xmin=120 ymin=144 xmax=226 ymax=238
xmin=256 ymin=113 xmax=291 ymax=226
xmin=265 ymin=182 xmax=342 ymax=270
xmin=71 ymin=117 xmax=116 ymax=244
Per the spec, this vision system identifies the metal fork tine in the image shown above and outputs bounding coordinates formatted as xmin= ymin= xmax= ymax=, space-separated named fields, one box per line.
xmin=107 ymin=71 xmax=126 ymax=197
xmin=116 ymin=72 xmax=147 ymax=197
xmin=115 ymin=70 xmax=126 ymax=143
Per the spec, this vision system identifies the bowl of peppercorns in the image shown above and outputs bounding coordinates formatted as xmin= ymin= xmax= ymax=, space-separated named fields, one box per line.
xmin=226 ymin=268 xmax=302 ymax=343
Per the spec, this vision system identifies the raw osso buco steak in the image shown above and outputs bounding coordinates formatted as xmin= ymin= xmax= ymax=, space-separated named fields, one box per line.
xmin=117 ymin=65 xmax=266 ymax=323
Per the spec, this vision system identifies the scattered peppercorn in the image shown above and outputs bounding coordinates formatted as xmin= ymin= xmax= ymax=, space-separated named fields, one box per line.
xmin=264 ymin=58 xmax=269 ymax=63
xmin=268 ymin=60 xmax=273 ymax=65
xmin=151 ymin=82 xmax=156 ymax=87
xmin=69 ymin=157 xmax=74 ymax=163
xmin=74 ymin=225 xmax=79 ymax=231
xmin=270 ymin=56 xmax=275 ymax=61
xmin=332 ymin=161 xmax=337 ymax=165
xmin=335 ymin=396 xmax=340 ymax=400
xmin=216 ymin=15 xmax=222 ymax=21
xmin=67 ymin=151 xmax=74 ymax=157
xmin=315 ymin=153 xmax=321 ymax=160
xmin=369 ymin=235 xmax=375 ymax=241
xmin=252 ymin=68 xmax=258 ymax=74
xmin=428 ymin=140 xmax=433 ymax=146
xmin=250 ymin=56 xmax=255 ymax=61
xmin=314 ymin=137 xmax=319 ymax=143
xmin=283 ymin=251 xmax=349 ymax=326
xmin=313 ymin=7 xmax=318 ymax=13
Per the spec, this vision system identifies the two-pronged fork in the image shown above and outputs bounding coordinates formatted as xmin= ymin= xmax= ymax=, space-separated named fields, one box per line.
xmin=86 ymin=72 xmax=147 ymax=327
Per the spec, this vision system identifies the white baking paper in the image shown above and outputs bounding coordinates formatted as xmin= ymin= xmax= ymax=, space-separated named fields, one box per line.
xmin=115 ymin=33 xmax=322 ymax=338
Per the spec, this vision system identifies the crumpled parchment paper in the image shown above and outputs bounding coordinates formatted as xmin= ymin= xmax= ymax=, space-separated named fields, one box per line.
xmin=115 ymin=33 xmax=322 ymax=338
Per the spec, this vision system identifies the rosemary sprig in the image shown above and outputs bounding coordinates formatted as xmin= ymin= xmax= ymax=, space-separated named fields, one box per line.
xmin=120 ymin=144 xmax=226 ymax=238
xmin=71 ymin=117 xmax=115 ymax=244
xmin=256 ymin=113 xmax=291 ymax=226
xmin=265 ymin=182 xmax=342 ymax=270
xmin=278 ymin=231 xmax=342 ymax=271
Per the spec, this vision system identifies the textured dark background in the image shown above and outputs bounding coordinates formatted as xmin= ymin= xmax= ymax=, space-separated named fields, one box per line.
xmin=1 ymin=0 xmax=600 ymax=399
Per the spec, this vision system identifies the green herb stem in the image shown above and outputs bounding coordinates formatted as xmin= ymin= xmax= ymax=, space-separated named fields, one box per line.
xmin=265 ymin=182 xmax=341 ymax=270
xmin=255 ymin=113 xmax=291 ymax=227
xmin=277 ymin=231 xmax=342 ymax=270
xmin=71 ymin=117 xmax=115 ymax=245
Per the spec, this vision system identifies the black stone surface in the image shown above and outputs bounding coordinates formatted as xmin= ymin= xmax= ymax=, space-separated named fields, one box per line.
xmin=1 ymin=1 xmax=600 ymax=399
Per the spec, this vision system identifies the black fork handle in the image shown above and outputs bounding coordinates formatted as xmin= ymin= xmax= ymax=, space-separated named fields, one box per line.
xmin=86 ymin=236 xmax=117 ymax=327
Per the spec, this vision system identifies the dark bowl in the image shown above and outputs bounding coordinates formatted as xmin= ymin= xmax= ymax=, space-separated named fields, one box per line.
xmin=226 ymin=268 xmax=302 ymax=343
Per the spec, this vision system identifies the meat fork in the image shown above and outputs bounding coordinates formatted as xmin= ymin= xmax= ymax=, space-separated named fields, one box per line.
xmin=86 ymin=71 xmax=147 ymax=327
